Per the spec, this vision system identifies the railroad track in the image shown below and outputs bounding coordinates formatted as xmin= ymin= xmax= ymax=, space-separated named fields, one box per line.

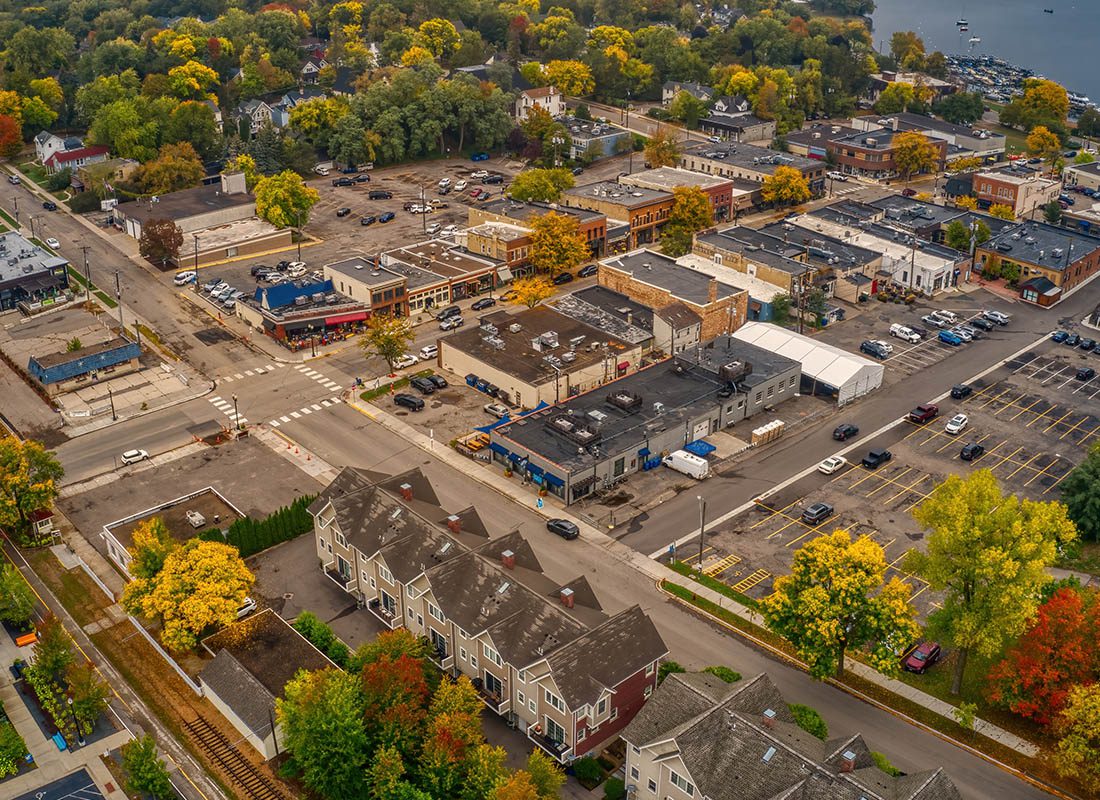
xmin=184 ymin=717 xmax=294 ymax=800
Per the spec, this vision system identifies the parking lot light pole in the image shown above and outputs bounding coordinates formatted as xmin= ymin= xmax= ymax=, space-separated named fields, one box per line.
xmin=193 ymin=233 xmax=200 ymax=269
xmin=697 ymin=495 xmax=706 ymax=572
xmin=232 ymin=394 xmax=239 ymax=431
xmin=108 ymin=386 xmax=116 ymax=420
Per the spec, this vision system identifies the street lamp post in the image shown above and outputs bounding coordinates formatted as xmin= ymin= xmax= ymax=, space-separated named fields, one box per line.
xmin=696 ymin=495 xmax=706 ymax=571
xmin=193 ymin=233 xmax=200 ymax=269
xmin=108 ymin=386 xmax=116 ymax=420
xmin=114 ymin=270 xmax=125 ymax=333
xmin=66 ymin=697 xmax=85 ymax=747
xmin=232 ymin=394 xmax=240 ymax=431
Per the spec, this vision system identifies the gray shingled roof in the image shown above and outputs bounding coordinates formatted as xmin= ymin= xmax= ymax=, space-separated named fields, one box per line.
xmin=200 ymin=651 xmax=275 ymax=737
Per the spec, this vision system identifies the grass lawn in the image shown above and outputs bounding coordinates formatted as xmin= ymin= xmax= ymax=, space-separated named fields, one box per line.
xmin=18 ymin=161 xmax=49 ymax=187
xmin=360 ymin=368 xmax=434 ymax=401
xmin=1056 ymin=540 xmax=1100 ymax=576
xmin=0 ymin=207 xmax=16 ymax=227
xmin=667 ymin=560 xmax=761 ymax=610
xmin=66 ymin=264 xmax=118 ymax=308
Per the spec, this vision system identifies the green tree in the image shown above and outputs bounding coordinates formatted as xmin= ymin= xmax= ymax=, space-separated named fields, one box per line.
xmin=125 ymin=517 xmax=177 ymax=581
xmin=0 ymin=437 xmax=63 ymax=535
xmin=164 ymin=101 xmax=222 ymax=162
xmin=873 ymin=82 xmax=916 ymax=115
xmin=1054 ymin=684 xmax=1100 ymax=792
xmin=1044 ymin=201 xmax=1063 ymax=225
xmin=657 ymin=660 xmax=685 ymax=684
xmin=643 ymin=127 xmax=680 ymax=168
xmin=933 ymin=92 xmax=985 ymax=125
xmin=893 ymin=131 xmax=939 ymax=183
xmin=788 ymin=704 xmax=828 ymax=740
xmin=1000 ymin=78 xmax=1069 ymax=133
xmin=1075 ymin=151 xmax=1097 ymax=165
xmin=525 ymin=750 xmax=565 ymax=799
xmin=763 ymin=531 xmax=919 ymax=679
xmin=508 ymin=168 xmax=575 ymax=202
xmin=121 ymin=735 xmax=175 ymax=800
xmin=761 ymin=165 xmax=811 ymax=206
xmin=1060 ymin=442 xmax=1100 ymax=541
xmin=0 ymin=564 xmax=34 ymax=627
xmin=139 ymin=219 xmax=185 ymax=267
xmin=0 ymin=721 xmax=28 ymax=778
xmin=415 ymin=19 xmax=461 ymax=59
xmin=65 ymin=337 xmax=82 ymax=353
xmin=1027 ymin=124 xmax=1063 ymax=170
xmin=254 ymin=170 xmax=320 ymax=228
xmin=359 ymin=315 xmax=415 ymax=374
xmin=889 ymin=31 xmax=925 ymax=70
xmin=135 ymin=142 xmax=205 ymax=195
xmin=66 ymin=660 xmax=110 ymax=734
xmin=668 ymin=91 xmax=707 ymax=129
xmin=944 ymin=219 xmax=990 ymax=252
xmin=770 ymin=293 xmax=791 ymax=326
xmin=661 ymin=185 xmax=711 ymax=257
xmin=279 ymin=668 xmax=370 ymax=799
xmin=529 ymin=212 xmax=590 ymax=276
xmin=30 ymin=615 xmax=74 ymax=681
xmin=907 ymin=470 xmax=1078 ymax=694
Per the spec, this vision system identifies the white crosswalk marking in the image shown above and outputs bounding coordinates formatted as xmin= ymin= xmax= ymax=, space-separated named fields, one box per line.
xmin=280 ymin=415 xmax=291 ymax=422
xmin=270 ymin=419 xmax=280 ymax=427
xmin=301 ymin=407 xmax=312 ymax=415
xmin=267 ymin=397 xmax=343 ymax=428
xmin=234 ymin=373 xmax=244 ymax=379
xmin=321 ymin=400 xmax=332 ymax=407
xmin=221 ymin=376 xmax=234 ymax=383
xmin=311 ymin=403 xmax=322 ymax=410
xmin=244 ymin=370 xmax=254 ymax=376
xmin=290 ymin=411 xmax=301 ymax=418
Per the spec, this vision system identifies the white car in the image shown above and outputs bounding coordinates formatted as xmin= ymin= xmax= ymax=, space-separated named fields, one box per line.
xmin=817 ymin=455 xmax=848 ymax=475
xmin=120 ymin=449 xmax=149 ymax=465
xmin=983 ymin=310 xmax=1010 ymax=325
xmin=426 ymin=222 xmax=441 ymax=235
xmin=471 ymin=169 xmax=489 ymax=179
xmin=441 ymin=224 xmax=458 ymax=237
xmin=889 ymin=323 xmax=920 ymax=343
xmin=454 ymin=180 xmax=468 ymax=192
xmin=438 ymin=177 xmax=451 ymax=188
xmin=484 ymin=402 xmax=510 ymax=419
xmin=236 ymin=596 xmax=257 ymax=619
xmin=267 ymin=273 xmax=287 ymax=284
xmin=173 ymin=270 xmax=197 ymax=285
xmin=945 ymin=413 xmax=969 ymax=435
xmin=288 ymin=261 xmax=306 ymax=270
xmin=827 ymin=171 xmax=849 ymax=182
xmin=394 ymin=353 xmax=419 ymax=369
xmin=286 ymin=265 xmax=307 ymax=278
xmin=45 ymin=237 xmax=60 ymax=249
xmin=874 ymin=340 xmax=894 ymax=354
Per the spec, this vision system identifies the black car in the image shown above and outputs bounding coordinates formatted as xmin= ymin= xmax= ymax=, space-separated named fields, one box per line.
xmin=1080 ymin=338 xmax=1097 ymax=352
xmin=369 ymin=190 xmax=393 ymax=200
xmin=250 ymin=264 xmax=269 ymax=276
xmin=578 ymin=264 xmax=598 ymax=278
xmin=571 ymin=166 xmax=584 ymax=175
xmin=1077 ymin=367 xmax=1096 ymax=381
xmin=360 ymin=215 xmax=376 ymax=226
xmin=336 ymin=207 xmax=351 ymax=217
xmin=546 ymin=519 xmax=580 ymax=540
xmin=437 ymin=304 xmax=461 ymax=320
xmin=1066 ymin=333 xmax=1081 ymax=347
xmin=482 ymin=174 xmax=504 ymax=184
xmin=276 ymin=260 xmax=291 ymax=269
xmin=409 ymin=376 xmax=437 ymax=394
xmin=471 ymin=297 xmax=496 ymax=311
xmin=394 ymin=393 xmax=424 ymax=411
xmin=379 ymin=212 xmax=396 ymax=223
xmin=800 ymin=502 xmax=834 ymax=525
xmin=960 ymin=442 xmax=985 ymax=461
xmin=862 ymin=448 xmax=893 ymax=469
xmin=832 ymin=423 xmax=859 ymax=441
xmin=353 ymin=174 xmax=371 ymax=183
xmin=42 ymin=200 xmax=58 ymax=211
xmin=332 ymin=177 xmax=353 ymax=187
xmin=908 ymin=325 xmax=930 ymax=339
xmin=860 ymin=340 xmax=888 ymax=359
xmin=950 ymin=384 xmax=972 ymax=400
xmin=427 ymin=374 xmax=448 ymax=389
xmin=970 ymin=317 xmax=995 ymax=332
xmin=552 ymin=272 xmax=574 ymax=285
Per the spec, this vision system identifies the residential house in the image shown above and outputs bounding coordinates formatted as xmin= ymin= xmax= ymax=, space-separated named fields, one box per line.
xmin=621 ymin=671 xmax=964 ymax=800
xmin=300 ymin=55 xmax=328 ymax=84
xmin=202 ymin=99 xmax=224 ymax=132
xmin=331 ymin=66 xmax=359 ymax=96
xmin=236 ymin=99 xmax=274 ymax=136
xmin=699 ymin=95 xmax=775 ymax=143
xmin=33 ymin=132 xmax=81 ymax=164
xmin=44 ymin=145 xmax=110 ymax=176
xmin=661 ymin=81 xmax=714 ymax=106
xmin=310 ymin=466 xmax=668 ymax=762
xmin=514 ymin=86 xmax=565 ymax=121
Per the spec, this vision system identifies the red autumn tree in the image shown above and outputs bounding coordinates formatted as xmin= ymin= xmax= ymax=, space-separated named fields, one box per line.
xmin=361 ymin=652 xmax=430 ymax=758
xmin=986 ymin=587 xmax=1100 ymax=725
xmin=0 ymin=115 xmax=21 ymax=159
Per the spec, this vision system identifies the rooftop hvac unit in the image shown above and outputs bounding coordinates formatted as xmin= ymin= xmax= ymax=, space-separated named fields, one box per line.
xmin=311 ymin=292 xmax=325 ymax=302
xmin=607 ymin=390 xmax=642 ymax=411
xmin=561 ymin=351 xmax=576 ymax=362
xmin=294 ymin=295 xmax=308 ymax=306
xmin=587 ymin=409 xmax=609 ymax=424
xmin=719 ymin=360 xmax=752 ymax=384
xmin=508 ymin=323 xmax=523 ymax=334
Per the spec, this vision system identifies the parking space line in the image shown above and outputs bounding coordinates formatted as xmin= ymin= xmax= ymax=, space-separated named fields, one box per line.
xmin=1008 ymin=397 xmax=1045 ymax=421
xmin=1039 ymin=409 xmax=1074 ymax=431
xmin=883 ymin=472 xmax=929 ymax=504
xmin=977 ymin=386 xmax=1015 ymax=409
xmin=1043 ymin=468 xmax=1074 ymax=495
xmin=704 ymin=553 xmax=743 ymax=576
xmin=1003 ymin=452 xmax=1045 ymax=480
xmin=865 ymin=467 xmax=912 ymax=497
xmin=785 ymin=520 xmax=835 ymax=548
xmin=1041 ymin=366 xmax=1074 ymax=386
xmin=1078 ymin=422 xmax=1100 ymax=446
xmin=1058 ymin=415 xmax=1094 ymax=441
xmin=765 ymin=516 xmax=807 ymax=540
xmin=681 ymin=545 xmax=715 ymax=565
xmin=731 ymin=569 xmax=770 ymax=594
xmin=750 ymin=498 xmax=801 ymax=529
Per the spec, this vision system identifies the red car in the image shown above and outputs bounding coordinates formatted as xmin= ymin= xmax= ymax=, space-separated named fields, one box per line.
xmin=902 ymin=641 xmax=941 ymax=673
xmin=469 ymin=188 xmax=481 ymax=198
xmin=901 ymin=187 xmax=918 ymax=197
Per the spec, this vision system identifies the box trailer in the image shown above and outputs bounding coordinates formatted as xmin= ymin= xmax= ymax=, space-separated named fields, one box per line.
xmin=663 ymin=450 xmax=711 ymax=479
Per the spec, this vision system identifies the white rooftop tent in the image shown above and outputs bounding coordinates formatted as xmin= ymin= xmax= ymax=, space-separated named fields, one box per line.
xmin=732 ymin=322 xmax=884 ymax=406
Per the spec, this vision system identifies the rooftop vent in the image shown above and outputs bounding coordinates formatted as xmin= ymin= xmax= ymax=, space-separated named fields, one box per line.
xmin=762 ymin=746 xmax=777 ymax=763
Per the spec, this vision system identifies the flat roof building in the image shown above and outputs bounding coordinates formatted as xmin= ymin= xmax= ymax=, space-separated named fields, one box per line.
xmin=619 ymin=167 xmax=743 ymax=223
xmin=0 ymin=231 xmax=70 ymax=312
xmin=490 ymin=336 xmax=801 ymax=502
xmin=977 ymin=221 xmax=1100 ymax=306
xmin=114 ymin=172 xmax=254 ymax=239
xmin=28 ymin=336 xmax=141 ymax=396
xmin=678 ymin=142 xmax=826 ymax=194
xmin=562 ymin=182 xmax=674 ymax=249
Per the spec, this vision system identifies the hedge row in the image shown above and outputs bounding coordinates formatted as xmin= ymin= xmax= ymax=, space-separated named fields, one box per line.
xmin=200 ymin=494 xmax=316 ymax=557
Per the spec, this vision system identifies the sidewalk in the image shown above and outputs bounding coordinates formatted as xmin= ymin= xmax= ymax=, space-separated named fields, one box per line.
xmin=330 ymin=395 xmax=1041 ymax=759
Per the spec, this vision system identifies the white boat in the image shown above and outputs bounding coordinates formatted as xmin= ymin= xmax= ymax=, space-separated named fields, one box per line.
xmin=969 ymin=36 xmax=981 ymax=44
xmin=956 ymin=18 xmax=968 ymax=26
xmin=959 ymin=25 xmax=969 ymax=31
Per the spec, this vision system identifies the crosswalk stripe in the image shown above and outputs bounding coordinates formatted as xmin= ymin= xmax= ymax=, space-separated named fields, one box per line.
xmin=290 ymin=411 xmax=301 ymax=418
xmin=221 ymin=376 xmax=234 ymax=383
xmin=321 ymin=400 xmax=332 ymax=407
xmin=244 ymin=370 xmax=254 ymax=376
xmin=276 ymin=363 xmax=286 ymax=368
xmin=311 ymin=404 xmax=322 ymax=410
xmin=211 ymin=396 xmax=222 ymax=403
xmin=269 ymin=419 xmax=280 ymax=427
xmin=301 ymin=407 xmax=312 ymax=415
xmin=280 ymin=415 xmax=291 ymax=423
xmin=234 ymin=373 xmax=244 ymax=379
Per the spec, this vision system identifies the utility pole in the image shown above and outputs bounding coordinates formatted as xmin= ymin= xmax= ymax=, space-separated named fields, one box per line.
xmin=696 ymin=496 xmax=706 ymax=571
xmin=295 ymin=210 xmax=302 ymax=261
xmin=81 ymin=246 xmax=91 ymax=302
xmin=193 ymin=233 xmax=200 ymax=269
xmin=108 ymin=386 xmax=116 ymax=420
xmin=12 ymin=196 xmax=17 ymax=224
xmin=114 ymin=271 xmax=124 ymax=333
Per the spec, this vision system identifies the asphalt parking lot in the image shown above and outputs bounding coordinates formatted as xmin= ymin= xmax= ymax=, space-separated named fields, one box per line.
xmin=372 ymin=366 xmax=509 ymax=443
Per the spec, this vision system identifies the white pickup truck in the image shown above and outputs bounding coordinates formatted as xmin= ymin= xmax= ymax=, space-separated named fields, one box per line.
xmin=889 ymin=323 xmax=921 ymax=343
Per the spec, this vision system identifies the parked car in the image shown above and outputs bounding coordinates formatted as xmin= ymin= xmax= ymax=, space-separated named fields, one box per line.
xmin=476 ymin=190 xmax=491 ymax=201
xmin=1077 ymin=367 xmax=1096 ymax=381
xmin=901 ymin=187 xmax=917 ymax=197
xmin=546 ymin=519 xmax=579 ymax=540
xmin=332 ymin=177 xmax=353 ymax=187
xmin=426 ymin=374 xmax=448 ymax=389
xmin=833 ymin=423 xmax=859 ymax=441
xmin=860 ymin=340 xmax=888 ymax=359
xmin=938 ymin=330 xmax=963 ymax=346
xmin=1081 ymin=338 xmax=1097 ymax=352
xmin=438 ymin=177 xmax=452 ymax=188
xmin=441 ymin=224 xmax=458 ymax=237
xmin=983 ymin=310 xmax=1010 ymax=325
xmin=202 ymin=278 xmax=224 ymax=292
xmin=956 ymin=324 xmax=981 ymax=340
xmin=817 ymin=456 xmax=847 ymax=475
xmin=419 ymin=344 xmax=438 ymax=359
xmin=409 ymin=376 xmax=436 ymax=394
xmin=1052 ymin=330 xmax=1069 ymax=343
xmin=800 ymin=502 xmax=835 ymax=525
xmin=909 ymin=403 xmax=939 ymax=424
xmin=1066 ymin=333 xmax=1082 ymax=347
xmin=552 ymin=272 xmax=575 ymax=285
xmin=361 ymin=215 xmax=376 ymax=226
xmin=949 ymin=327 xmax=973 ymax=342
xmin=578 ymin=264 xmax=598 ymax=278
xmin=454 ymin=180 xmax=468 ymax=191
xmin=440 ymin=316 xmax=465 ymax=331
xmin=902 ymin=641 xmax=942 ymax=674
xmin=120 ymin=449 xmax=150 ymax=465
xmin=173 ymin=270 xmax=197 ymax=285
xmin=908 ymin=325 xmax=930 ymax=339
xmin=482 ymin=174 xmax=504 ymax=185
xmin=437 ymin=305 xmax=461 ymax=320
xmin=827 ymin=170 xmax=848 ymax=181
xmin=44 ymin=237 xmax=60 ymax=249
xmin=889 ymin=323 xmax=921 ymax=343
xmin=970 ymin=317 xmax=994 ymax=331
xmin=42 ymin=200 xmax=58 ymax=211
xmin=874 ymin=339 xmax=894 ymax=354
xmin=922 ymin=313 xmax=949 ymax=329
xmin=950 ymin=384 xmax=972 ymax=400
xmin=394 ymin=393 xmax=424 ymax=411
xmin=379 ymin=212 xmax=396 ymax=223
xmin=862 ymin=448 xmax=893 ymax=469
xmin=353 ymin=174 xmax=371 ymax=183
xmin=426 ymin=222 xmax=441 ymax=235
xmin=336 ymin=207 xmax=351 ymax=217
xmin=393 ymin=353 xmax=419 ymax=369
xmin=235 ymin=597 xmax=257 ymax=619
xmin=470 ymin=169 xmax=489 ymax=179
xmin=471 ymin=152 xmax=490 ymax=161
xmin=471 ymin=297 xmax=496 ymax=311
xmin=945 ymin=413 xmax=969 ymax=434
xmin=960 ymin=442 xmax=985 ymax=461
xmin=484 ymin=402 xmax=510 ymax=419
xmin=369 ymin=190 xmax=393 ymax=200
xmin=934 ymin=310 xmax=958 ymax=324
xmin=7 ymin=175 xmax=19 ymax=184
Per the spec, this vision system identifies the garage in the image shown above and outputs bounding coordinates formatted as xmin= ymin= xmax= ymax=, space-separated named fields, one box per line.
xmin=732 ymin=322 xmax=884 ymax=406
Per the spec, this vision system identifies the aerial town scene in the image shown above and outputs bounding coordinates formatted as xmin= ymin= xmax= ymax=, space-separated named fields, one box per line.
xmin=1 ymin=0 xmax=1100 ymax=798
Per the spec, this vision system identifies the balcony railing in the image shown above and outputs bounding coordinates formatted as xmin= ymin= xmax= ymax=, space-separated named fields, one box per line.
xmin=526 ymin=723 xmax=572 ymax=763
xmin=366 ymin=597 xmax=400 ymax=628
xmin=474 ymin=683 xmax=508 ymax=714
xmin=324 ymin=564 xmax=354 ymax=591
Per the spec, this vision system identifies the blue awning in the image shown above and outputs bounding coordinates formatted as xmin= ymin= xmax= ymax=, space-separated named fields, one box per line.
xmin=683 ymin=440 xmax=716 ymax=457
xmin=638 ymin=447 xmax=650 ymax=457
xmin=543 ymin=473 xmax=564 ymax=488
xmin=489 ymin=442 xmax=508 ymax=456
xmin=527 ymin=463 xmax=544 ymax=476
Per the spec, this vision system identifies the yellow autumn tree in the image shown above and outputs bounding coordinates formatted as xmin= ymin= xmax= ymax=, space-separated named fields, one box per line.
xmin=508 ymin=276 xmax=556 ymax=308
xmin=988 ymin=203 xmax=1016 ymax=220
xmin=763 ymin=530 xmax=919 ymax=679
xmin=123 ymin=539 xmax=254 ymax=651
xmin=955 ymin=195 xmax=978 ymax=211
xmin=528 ymin=212 xmax=589 ymax=277
xmin=761 ymin=165 xmax=811 ymax=206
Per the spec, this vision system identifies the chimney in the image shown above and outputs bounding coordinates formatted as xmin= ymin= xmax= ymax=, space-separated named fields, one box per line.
xmin=839 ymin=750 xmax=857 ymax=773
xmin=501 ymin=549 xmax=515 ymax=570
xmin=891 ymin=117 xmax=899 ymax=132
xmin=560 ymin=587 xmax=575 ymax=608
xmin=626 ymin=311 xmax=633 ymax=326
xmin=399 ymin=483 xmax=413 ymax=501
xmin=446 ymin=514 xmax=462 ymax=534
xmin=762 ymin=708 xmax=776 ymax=728
xmin=707 ymin=278 xmax=718 ymax=304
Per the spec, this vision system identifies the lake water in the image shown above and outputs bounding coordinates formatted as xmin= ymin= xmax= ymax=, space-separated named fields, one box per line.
xmin=871 ymin=0 xmax=1098 ymax=101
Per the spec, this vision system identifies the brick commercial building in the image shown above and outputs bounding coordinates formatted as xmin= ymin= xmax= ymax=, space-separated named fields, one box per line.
xmin=311 ymin=466 xmax=668 ymax=762
xmin=678 ymin=142 xmax=825 ymax=197
xmin=972 ymin=167 xmax=1060 ymax=218
xmin=562 ymin=182 xmax=674 ymax=249
xmin=469 ymin=199 xmax=607 ymax=259
xmin=826 ymin=129 xmax=949 ymax=179
xmin=977 ymin=222 xmax=1100 ymax=306
xmin=599 ymin=249 xmax=748 ymax=340
xmin=619 ymin=167 xmax=738 ymax=224
xmin=851 ymin=112 xmax=1006 ymax=162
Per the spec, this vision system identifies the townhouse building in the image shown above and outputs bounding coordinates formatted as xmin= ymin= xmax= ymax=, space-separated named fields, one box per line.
xmin=310 ymin=467 xmax=668 ymax=762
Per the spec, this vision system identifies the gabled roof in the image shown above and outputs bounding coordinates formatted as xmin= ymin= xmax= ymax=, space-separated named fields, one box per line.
xmin=620 ymin=671 xmax=738 ymax=745
xmin=35 ymin=131 xmax=60 ymax=144
xmin=45 ymin=145 xmax=109 ymax=167
xmin=543 ymin=605 xmax=667 ymax=708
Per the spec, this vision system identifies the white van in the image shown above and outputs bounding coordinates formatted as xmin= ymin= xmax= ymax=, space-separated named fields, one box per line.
xmin=663 ymin=450 xmax=710 ymax=479
xmin=419 ymin=344 xmax=438 ymax=359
